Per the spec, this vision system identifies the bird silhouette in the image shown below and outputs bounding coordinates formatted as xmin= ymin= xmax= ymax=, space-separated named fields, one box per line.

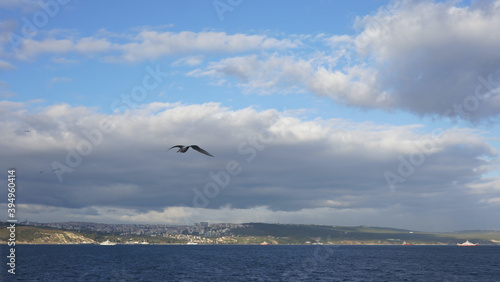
xmin=168 ymin=145 xmax=214 ymax=157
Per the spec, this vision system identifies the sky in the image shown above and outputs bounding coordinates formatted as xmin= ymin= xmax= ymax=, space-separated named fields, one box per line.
xmin=1 ymin=0 xmax=500 ymax=232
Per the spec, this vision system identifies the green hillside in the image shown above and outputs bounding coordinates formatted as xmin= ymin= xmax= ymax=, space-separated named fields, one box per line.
xmin=2 ymin=222 xmax=499 ymax=245
xmin=231 ymin=223 xmax=500 ymax=245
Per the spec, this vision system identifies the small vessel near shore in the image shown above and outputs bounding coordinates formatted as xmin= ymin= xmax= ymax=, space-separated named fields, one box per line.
xmin=187 ymin=241 xmax=198 ymax=245
xmin=457 ymin=240 xmax=478 ymax=246
xmin=402 ymin=241 xmax=413 ymax=246
xmin=260 ymin=241 xmax=270 ymax=245
xmin=100 ymin=240 xmax=117 ymax=245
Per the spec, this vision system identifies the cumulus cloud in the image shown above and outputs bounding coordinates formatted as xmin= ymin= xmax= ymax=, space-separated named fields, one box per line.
xmin=189 ymin=52 xmax=392 ymax=108
xmin=189 ymin=1 xmax=500 ymax=122
xmin=349 ymin=0 xmax=500 ymax=121
xmin=1 ymin=101 xmax=498 ymax=230
xmin=189 ymin=54 xmax=337 ymax=95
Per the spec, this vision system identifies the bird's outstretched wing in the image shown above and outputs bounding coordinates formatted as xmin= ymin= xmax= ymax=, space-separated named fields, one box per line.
xmin=190 ymin=145 xmax=214 ymax=157
xmin=169 ymin=145 xmax=184 ymax=150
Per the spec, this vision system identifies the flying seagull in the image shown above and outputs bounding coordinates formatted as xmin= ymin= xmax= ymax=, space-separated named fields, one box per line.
xmin=169 ymin=145 xmax=214 ymax=157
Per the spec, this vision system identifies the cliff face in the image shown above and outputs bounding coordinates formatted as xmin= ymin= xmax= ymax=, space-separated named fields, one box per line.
xmin=0 ymin=225 xmax=95 ymax=244
xmin=25 ymin=231 xmax=95 ymax=244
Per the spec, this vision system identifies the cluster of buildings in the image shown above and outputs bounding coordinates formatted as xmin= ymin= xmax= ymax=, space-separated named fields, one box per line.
xmin=24 ymin=221 xmax=248 ymax=238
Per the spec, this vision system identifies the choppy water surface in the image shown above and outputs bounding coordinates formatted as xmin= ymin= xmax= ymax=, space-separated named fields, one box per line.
xmin=2 ymin=244 xmax=499 ymax=281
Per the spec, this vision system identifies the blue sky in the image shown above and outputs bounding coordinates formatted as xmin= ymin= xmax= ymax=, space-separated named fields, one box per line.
xmin=1 ymin=0 xmax=500 ymax=232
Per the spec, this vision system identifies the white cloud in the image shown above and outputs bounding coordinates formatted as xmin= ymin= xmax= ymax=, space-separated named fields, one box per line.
xmin=469 ymin=178 xmax=500 ymax=194
xmin=115 ymin=31 xmax=298 ymax=62
xmin=14 ymin=37 xmax=114 ymax=60
xmin=307 ymin=64 xmax=391 ymax=108
xmin=8 ymin=30 xmax=298 ymax=63
xmin=190 ymin=54 xmax=328 ymax=95
xmin=349 ymin=0 xmax=500 ymax=121
xmin=325 ymin=34 xmax=354 ymax=46
xmin=190 ymin=53 xmax=392 ymax=107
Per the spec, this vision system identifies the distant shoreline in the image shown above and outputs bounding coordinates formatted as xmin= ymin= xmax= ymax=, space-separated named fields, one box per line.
xmin=3 ymin=242 xmax=495 ymax=246
xmin=2 ymin=222 xmax=499 ymax=246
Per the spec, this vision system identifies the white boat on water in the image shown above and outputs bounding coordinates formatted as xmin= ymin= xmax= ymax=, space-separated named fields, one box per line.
xmin=100 ymin=240 xmax=117 ymax=246
xmin=187 ymin=241 xmax=198 ymax=245
xmin=457 ymin=240 xmax=478 ymax=246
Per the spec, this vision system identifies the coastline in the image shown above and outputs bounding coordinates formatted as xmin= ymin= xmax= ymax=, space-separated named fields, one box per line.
xmin=2 ymin=222 xmax=499 ymax=246
xmin=2 ymin=242 xmax=495 ymax=246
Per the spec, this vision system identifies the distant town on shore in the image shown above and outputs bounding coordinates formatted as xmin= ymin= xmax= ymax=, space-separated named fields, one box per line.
xmin=1 ymin=221 xmax=499 ymax=246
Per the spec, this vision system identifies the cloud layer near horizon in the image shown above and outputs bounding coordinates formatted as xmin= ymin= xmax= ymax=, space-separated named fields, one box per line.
xmin=1 ymin=101 xmax=499 ymax=230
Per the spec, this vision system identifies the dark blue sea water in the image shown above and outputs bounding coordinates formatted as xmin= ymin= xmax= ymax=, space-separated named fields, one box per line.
xmin=1 ymin=245 xmax=499 ymax=281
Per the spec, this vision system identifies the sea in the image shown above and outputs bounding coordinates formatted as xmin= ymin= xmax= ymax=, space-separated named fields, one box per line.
xmin=1 ymin=245 xmax=499 ymax=281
